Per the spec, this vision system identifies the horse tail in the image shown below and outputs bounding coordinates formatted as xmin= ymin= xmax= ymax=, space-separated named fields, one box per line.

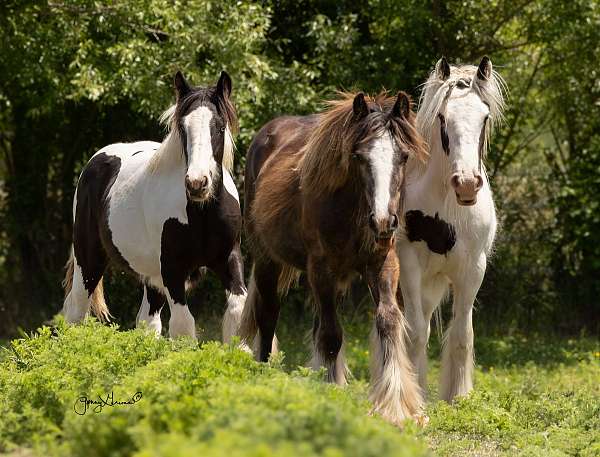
xmin=62 ymin=250 xmax=74 ymax=297
xmin=238 ymin=267 xmax=278 ymax=356
xmin=90 ymin=277 xmax=112 ymax=323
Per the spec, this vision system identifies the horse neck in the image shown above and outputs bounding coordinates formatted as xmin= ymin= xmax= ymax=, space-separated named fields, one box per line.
xmin=151 ymin=132 xmax=186 ymax=175
xmin=412 ymin=135 xmax=453 ymax=197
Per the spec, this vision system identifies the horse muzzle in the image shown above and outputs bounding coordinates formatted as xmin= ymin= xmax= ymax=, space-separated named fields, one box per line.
xmin=185 ymin=175 xmax=212 ymax=202
xmin=369 ymin=212 xmax=398 ymax=247
xmin=450 ymin=173 xmax=482 ymax=206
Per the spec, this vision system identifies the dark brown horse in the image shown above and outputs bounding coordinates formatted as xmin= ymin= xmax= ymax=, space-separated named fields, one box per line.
xmin=239 ymin=91 xmax=428 ymax=424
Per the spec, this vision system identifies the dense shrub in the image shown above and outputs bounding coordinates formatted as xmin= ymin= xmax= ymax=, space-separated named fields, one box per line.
xmin=0 ymin=319 xmax=427 ymax=457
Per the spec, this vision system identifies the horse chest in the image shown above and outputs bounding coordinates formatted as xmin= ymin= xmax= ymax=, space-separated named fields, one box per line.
xmin=161 ymin=190 xmax=240 ymax=273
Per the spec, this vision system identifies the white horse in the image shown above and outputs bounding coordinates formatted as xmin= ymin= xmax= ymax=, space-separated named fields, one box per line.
xmin=396 ymin=57 xmax=506 ymax=401
xmin=62 ymin=71 xmax=247 ymax=341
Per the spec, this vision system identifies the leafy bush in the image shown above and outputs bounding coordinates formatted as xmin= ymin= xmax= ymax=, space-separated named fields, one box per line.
xmin=1 ymin=318 xmax=598 ymax=456
xmin=0 ymin=319 xmax=427 ymax=457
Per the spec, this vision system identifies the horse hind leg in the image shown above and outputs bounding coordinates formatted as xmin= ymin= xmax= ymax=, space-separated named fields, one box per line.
xmin=136 ymin=284 xmax=164 ymax=336
xmin=62 ymin=247 xmax=110 ymax=323
xmin=239 ymin=260 xmax=281 ymax=361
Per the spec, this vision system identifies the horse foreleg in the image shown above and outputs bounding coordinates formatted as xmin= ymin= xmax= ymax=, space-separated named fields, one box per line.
xmin=307 ymin=258 xmax=346 ymax=385
xmin=136 ymin=284 xmax=165 ymax=336
xmin=440 ymin=254 xmax=486 ymax=402
xmin=161 ymin=276 xmax=196 ymax=339
xmin=397 ymin=244 xmax=429 ymax=391
xmin=213 ymin=242 xmax=247 ymax=343
xmin=366 ymin=248 xmax=423 ymax=426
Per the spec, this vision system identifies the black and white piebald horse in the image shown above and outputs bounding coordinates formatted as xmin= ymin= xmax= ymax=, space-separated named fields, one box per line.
xmin=396 ymin=57 xmax=506 ymax=402
xmin=62 ymin=71 xmax=246 ymax=341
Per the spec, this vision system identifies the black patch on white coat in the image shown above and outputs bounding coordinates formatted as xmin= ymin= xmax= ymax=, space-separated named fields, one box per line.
xmin=160 ymin=180 xmax=244 ymax=305
xmin=438 ymin=113 xmax=450 ymax=155
xmin=146 ymin=285 xmax=165 ymax=315
xmin=405 ymin=210 xmax=456 ymax=255
xmin=73 ymin=152 xmax=124 ymax=296
xmin=478 ymin=116 xmax=488 ymax=171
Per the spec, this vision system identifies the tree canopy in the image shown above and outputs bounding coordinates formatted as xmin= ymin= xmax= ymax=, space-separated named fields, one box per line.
xmin=0 ymin=0 xmax=598 ymax=336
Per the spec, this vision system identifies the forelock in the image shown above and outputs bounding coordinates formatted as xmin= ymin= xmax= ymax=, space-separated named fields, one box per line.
xmin=417 ymin=64 xmax=506 ymax=140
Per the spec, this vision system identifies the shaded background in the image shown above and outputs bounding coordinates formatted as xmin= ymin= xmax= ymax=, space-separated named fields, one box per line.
xmin=0 ymin=0 xmax=598 ymax=338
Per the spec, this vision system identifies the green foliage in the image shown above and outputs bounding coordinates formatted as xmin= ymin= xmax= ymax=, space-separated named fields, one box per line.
xmin=0 ymin=0 xmax=599 ymax=337
xmin=428 ymin=354 xmax=600 ymax=456
xmin=0 ymin=320 xmax=428 ymax=457
xmin=1 ymin=319 xmax=598 ymax=456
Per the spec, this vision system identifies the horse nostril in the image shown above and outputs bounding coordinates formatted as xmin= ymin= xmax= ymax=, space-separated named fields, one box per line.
xmin=200 ymin=176 xmax=209 ymax=189
xmin=368 ymin=213 xmax=377 ymax=232
xmin=185 ymin=176 xmax=192 ymax=190
xmin=475 ymin=174 xmax=483 ymax=190
xmin=450 ymin=174 xmax=461 ymax=189
xmin=390 ymin=214 xmax=399 ymax=230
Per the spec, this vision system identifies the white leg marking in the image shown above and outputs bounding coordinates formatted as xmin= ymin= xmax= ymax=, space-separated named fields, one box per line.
xmin=222 ymin=291 xmax=247 ymax=343
xmin=369 ymin=317 xmax=423 ymax=426
xmin=166 ymin=293 xmax=196 ymax=339
xmin=136 ymin=287 xmax=162 ymax=336
xmin=62 ymin=258 xmax=90 ymax=323
xmin=308 ymin=341 xmax=348 ymax=385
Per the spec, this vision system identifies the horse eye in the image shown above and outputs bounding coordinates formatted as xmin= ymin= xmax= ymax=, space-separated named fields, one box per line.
xmin=220 ymin=126 xmax=226 ymax=134
xmin=352 ymin=153 xmax=364 ymax=162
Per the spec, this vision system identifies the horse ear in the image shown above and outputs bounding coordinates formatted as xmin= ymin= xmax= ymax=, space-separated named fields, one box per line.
xmin=216 ymin=71 xmax=232 ymax=100
xmin=174 ymin=71 xmax=191 ymax=99
xmin=476 ymin=56 xmax=492 ymax=81
xmin=392 ymin=91 xmax=411 ymax=119
xmin=353 ymin=93 xmax=368 ymax=119
xmin=435 ymin=57 xmax=451 ymax=81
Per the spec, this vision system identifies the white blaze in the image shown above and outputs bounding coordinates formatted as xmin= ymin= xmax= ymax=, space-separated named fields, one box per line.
xmin=184 ymin=106 xmax=218 ymax=186
xmin=367 ymin=132 xmax=395 ymax=221
xmin=445 ymin=92 xmax=490 ymax=178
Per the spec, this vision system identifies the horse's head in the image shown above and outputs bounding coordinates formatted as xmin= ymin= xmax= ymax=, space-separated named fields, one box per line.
xmin=349 ymin=92 xmax=426 ymax=241
xmin=430 ymin=56 xmax=504 ymax=206
xmin=172 ymin=71 xmax=237 ymax=203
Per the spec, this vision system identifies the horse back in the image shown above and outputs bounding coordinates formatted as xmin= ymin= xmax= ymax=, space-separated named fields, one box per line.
xmin=244 ymin=115 xmax=317 ymax=216
xmin=244 ymin=115 xmax=318 ymax=268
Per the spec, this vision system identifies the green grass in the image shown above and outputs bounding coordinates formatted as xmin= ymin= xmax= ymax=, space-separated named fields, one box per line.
xmin=0 ymin=315 xmax=598 ymax=457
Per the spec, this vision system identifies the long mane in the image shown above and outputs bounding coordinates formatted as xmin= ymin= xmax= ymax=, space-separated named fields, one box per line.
xmin=299 ymin=91 xmax=427 ymax=196
xmin=415 ymin=64 xmax=507 ymax=165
